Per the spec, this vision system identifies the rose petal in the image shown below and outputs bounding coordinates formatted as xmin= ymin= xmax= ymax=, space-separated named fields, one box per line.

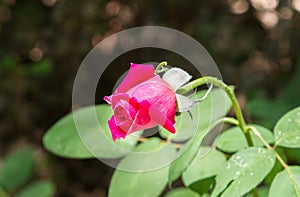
xmin=115 ymin=63 xmax=155 ymax=93
xmin=103 ymin=96 xmax=112 ymax=104
xmin=134 ymin=100 xmax=151 ymax=126
xmin=149 ymin=105 xmax=176 ymax=133
xmin=129 ymin=97 xmax=139 ymax=112
xmin=108 ymin=116 xmax=128 ymax=141
xmin=127 ymin=76 xmax=177 ymax=121
xmin=110 ymin=93 xmax=130 ymax=109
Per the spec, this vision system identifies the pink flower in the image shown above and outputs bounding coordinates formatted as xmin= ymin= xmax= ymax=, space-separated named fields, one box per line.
xmin=104 ymin=63 xmax=177 ymax=141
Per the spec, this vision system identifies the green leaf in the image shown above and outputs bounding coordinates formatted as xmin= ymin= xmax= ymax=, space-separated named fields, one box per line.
xmin=16 ymin=181 xmax=55 ymax=197
xmin=108 ymin=138 xmax=176 ymax=197
xmin=182 ymin=147 xmax=226 ymax=186
xmin=215 ymin=124 xmax=274 ymax=153
xmin=165 ymin=188 xmax=200 ymax=197
xmin=0 ymin=186 xmax=9 ymax=197
xmin=285 ymin=148 xmax=300 ymax=164
xmin=43 ymin=104 xmax=140 ymax=159
xmin=0 ymin=149 xmax=34 ymax=190
xmin=215 ymin=126 xmax=247 ymax=153
xmin=168 ymin=87 xmax=232 ymax=184
xmin=264 ymin=148 xmax=286 ymax=185
xmin=269 ymin=166 xmax=300 ymax=197
xmin=274 ymin=106 xmax=300 ymax=148
xmin=245 ymin=187 xmax=269 ymax=197
xmin=211 ymin=147 xmax=276 ymax=197
xmin=2 ymin=55 xmax=17 ymax=71
xmin=27 ymin=59 xmax=53 ymax=76
xmin=189 ymin=177 xmax=216 ymax=195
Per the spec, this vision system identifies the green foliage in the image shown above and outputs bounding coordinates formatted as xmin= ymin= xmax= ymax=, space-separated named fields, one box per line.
xmin=16 ymin=181 xmax=55 ymax=197
xmin=264 ymin=148 xmax=286 ymax=185
xmin=1 ymin=55 xmax=17 ymax=71
xmin=269 ymin=166 xmax=300 ymax=197
xmin=247 ymin=60 xmax=300 ymax=128
xmin=43 ymin=108 xmax=92 ymax=158
xmin=0 ymin=149 xmax=56 ymax=196
xmin=274 ymin=106 xmax=300 ymax=148
xmin=211 ymin=147 xmax=276 ymax=197
xmin=43 ymin=104 xmax=140 ymax=159
xmin=245 ymin=187 xmax=269 ymax=197
xmin=0 ymin=55 xmax=53 ymax=77
xmin=26 ymin=59 xmax=53 ymax=76
xmin=108 ymin=138 xmax=174 ymax=197
xmin=168 ymin=87 xmax=233 ymax=184
xmin=41 ymin=76 xmax=300 ymax=197
xmin=0 ymin=186 xmax=9 ymax=197
xmin=165 ymin=188 xmax=200 ymax=197
xmin=188 ymin=177 xmax=215 ymax=195
xmin=285 ymin=148 xmax=300 ymax=164
xmin=0 ymin=149 xmax=34 ymax=191
xmin=216 ymin=124 xmax=274 ymax=152
xmin=182 ymin=147 xmax=226 ymax=186
xmin=3 ymin=0 xmax=300 ymax=196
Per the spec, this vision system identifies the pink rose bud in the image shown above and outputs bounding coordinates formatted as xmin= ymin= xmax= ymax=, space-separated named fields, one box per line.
xmin=104 ymin=63 xmax=177 ymax=141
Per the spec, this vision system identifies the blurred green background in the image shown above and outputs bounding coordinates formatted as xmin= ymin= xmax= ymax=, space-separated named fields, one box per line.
xmin=1 ymin=0 xmax=300 ymax=196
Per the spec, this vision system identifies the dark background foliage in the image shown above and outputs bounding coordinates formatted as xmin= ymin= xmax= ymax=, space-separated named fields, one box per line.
xmin=1 ymin=0 xmax=300 ymax=196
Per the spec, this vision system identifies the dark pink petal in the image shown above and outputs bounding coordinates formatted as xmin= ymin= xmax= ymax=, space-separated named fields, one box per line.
xmin=148 ymin=104 xmax=176 ymax=134
xmin=130 ymin=63 xmax=138 ymax=68
xmin=127 ymin=97 xmax=139 ymax=119
xmin=134 ymin=100 xmax=151 ymax=126
xmin=115 ymin=63 xmax=155 ymax=93
xmin=129 ymin=97 xmax=139 ymax=113
xmin=103 ymin=96 xmax=112 ymax=104
xmin=108 ymin=116 xmax=128 ymax=141
xmin=161 ymin=118 xmax=176 ymax=133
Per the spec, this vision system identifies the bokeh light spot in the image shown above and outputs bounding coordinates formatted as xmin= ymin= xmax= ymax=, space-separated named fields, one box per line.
xmin=250 ymin=0 xmax=278 ymax=10
xmin=42 ymin=0 xmax=57 ymax=7
xmin=105 ymin=1 xmax=121 ymax=17
xmin=292 ymin=0 xmax=300 ymax=12
xmin=230 ymin=0 xmax=249 ymax=14
xmin=280 ymin=7 xmax=293 ymax=20
xmin=257 ymin=11 xmax=279 ymax=29
xmin=29 ymin=47 xmax=43 ymax=62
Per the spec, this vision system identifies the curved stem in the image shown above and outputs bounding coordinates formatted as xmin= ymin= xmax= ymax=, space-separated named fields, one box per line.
xmin=247 ymin=126 xmax=272 ymax=149
xmin=195 ymin=84 xmax=213 ymax=102
xmin=178 ymin=76 xmax=253 ymax=146
xmin=222 ymin=117 xmax=239 ymax=126
xmin=155 ymin=61 xmax=168 ymax=73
